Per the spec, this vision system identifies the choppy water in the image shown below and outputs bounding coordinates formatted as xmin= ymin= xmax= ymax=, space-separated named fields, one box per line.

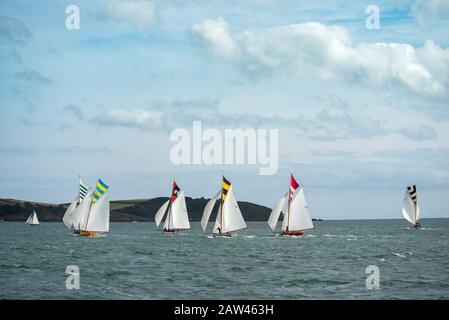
xmin=0 ymin=220 xmax=448 ymax=299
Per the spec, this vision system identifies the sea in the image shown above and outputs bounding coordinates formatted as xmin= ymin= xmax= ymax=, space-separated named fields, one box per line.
xmin=0 ymin=219 xmax=448 ymax=299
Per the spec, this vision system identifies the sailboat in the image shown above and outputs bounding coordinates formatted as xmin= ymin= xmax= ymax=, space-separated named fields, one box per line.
xmin=25 ymin=209 xmax=39 ymax=226
xmin=68 ymin=178 xmax=110 ymax=237
xmin=201 ymin=176 xmax=247 ymax=237
xmin=402 ymin=185 xmax=421 ymax=229
xmin=154 ymin=180 xmax=190 ymax=234
xmin=267 ymin=174 xmax=314 ymax=237
xmin=63 ymin=176 xmax=90 ymax=234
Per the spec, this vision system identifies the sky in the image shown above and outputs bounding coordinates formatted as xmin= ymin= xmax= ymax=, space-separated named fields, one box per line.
xmin=0 ymin=0 xmax=449 ymax=219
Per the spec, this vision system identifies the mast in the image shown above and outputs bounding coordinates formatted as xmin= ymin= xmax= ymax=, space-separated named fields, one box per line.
xmin=414 ymin=186 xmax=418 ymax=225
xmin=286 ymin=187 xmax=291 ymax=232
xmin=220 ymin=176 xmax=224 ymax=234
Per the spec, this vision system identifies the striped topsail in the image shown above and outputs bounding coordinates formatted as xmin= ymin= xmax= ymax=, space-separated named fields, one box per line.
xmin=222 ymin=176 xmax=231 ymax=202
xmin=92 ymin=179 xmax=109 ymax=204
xmin=290 ymin=174 xmax=299 ymax=201
xmin=79 ymin=176 xmax=89 ymax=203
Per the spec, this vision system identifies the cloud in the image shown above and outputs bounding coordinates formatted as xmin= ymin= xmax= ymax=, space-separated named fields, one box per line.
xmin=191 ymin=18 xmax=240 ymax=62
xmin=62 ymin=104 xmax=84 ymax=121
xmin=14 ymin=68 xmax=53 ymax=85
xmin=54 ymin=146 xmax=111 ymax=154
xmin=0 ymin=49 xmax=22 ymax=64
xmin=90 ymin=98 xmax=436 ymax=141
xmin=46 ymin=41 xmax=58 ymax=55
xmin=98 ymin=0 xmax=156 ymax=30
xmin=92 ymin=108 xmax=164 ymax=130
xmin=396 ymin=124 xmax=437 ymax=141
xmin=0 ymin=15 xmax=32 ymax=45
xmin=411 ymin=0 xmax=449 ymax=26
xmin=191 ymin=19 xmax=448 ymax=96
xmin=0 ymin=147 xmax=36 ymax=155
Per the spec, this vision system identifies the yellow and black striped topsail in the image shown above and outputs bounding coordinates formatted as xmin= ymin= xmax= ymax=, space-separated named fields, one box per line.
xmin=221 ymin=176 xmax=231 ymax=202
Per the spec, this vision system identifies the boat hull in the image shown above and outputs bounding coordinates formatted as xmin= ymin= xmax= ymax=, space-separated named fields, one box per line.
xmin=79 ymin=231 xmax=97 ymax=237
xmin=212 ymin=232 xmax=234 ymax=238
xmin=280 ymin=230 xmax=304 ymax=237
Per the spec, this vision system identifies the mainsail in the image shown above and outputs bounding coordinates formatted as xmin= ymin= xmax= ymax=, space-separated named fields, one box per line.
xmin=402 ymin=185 xmax=420 ymax=225
xmin=82 ymin=179 xmax=110 ymax=233
xmin=285 ymin=187 xmax=314 ymax=231
xmin=26 ymin=209 xmax=39 ymax=225
xmin=169 ymin=191 xmax=190 ymax=230
xmin=71 ymin=189 xmax=94 ymax=231
xmin=63 ymin=177 xmax=91 ymax=231
xmin=85 ymin=191 xmax=110 ymax=232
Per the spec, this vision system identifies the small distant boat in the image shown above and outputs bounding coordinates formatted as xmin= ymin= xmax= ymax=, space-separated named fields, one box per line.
xmin=154 ymin=180 xmax=190 ymax=234
xmin=201 ymin=176 xmax=247 ymax=237
xmin=402 ymin=185 xmax=421 ymax=229
xmin=25 ymin=209 xmax=39 ymax=226
xmin=267 ymin=174 xmax=314 ymax=237
xmin=63 ymin=176 xmax=90 ymax=234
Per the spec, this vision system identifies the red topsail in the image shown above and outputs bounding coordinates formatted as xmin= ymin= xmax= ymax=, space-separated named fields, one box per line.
xmin=171 ymin=180 xmax=180 ymax=203
xmin=290 ymin=174 xmax=299 ymax=201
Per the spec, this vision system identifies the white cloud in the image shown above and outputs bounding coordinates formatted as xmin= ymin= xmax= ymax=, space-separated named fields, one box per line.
xmin=90 ymin=99 xmax=436 ymax=141
xmin=191 ymin=19 xmax=448 ymax=96
xmin=411 ymin=0 xmax=449 ymax=26
xmin=191 ymin=18 xmax=240 ymax=62
xmin=99 ymin=0 xmax=155 ymax=30
xmin=92 ymin=109 xmax=164 ymax=130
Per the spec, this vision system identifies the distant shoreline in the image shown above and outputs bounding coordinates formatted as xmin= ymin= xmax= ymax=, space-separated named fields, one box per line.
xmin=0 ymin=197 xmax=324 ymax=222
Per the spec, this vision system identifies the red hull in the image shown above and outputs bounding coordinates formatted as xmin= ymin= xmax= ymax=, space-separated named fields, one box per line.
xmin=280 ymin=230 xmax=304 ymax=236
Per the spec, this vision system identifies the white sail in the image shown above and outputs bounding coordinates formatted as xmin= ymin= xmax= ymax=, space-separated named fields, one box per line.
xmin=217 ymin=185 xmax=247 ymax=234
xmin=27 ymin=210 xmax=39 ymax=225
xmin=71 ymin=189 xmax=94 ymax=230
xmin=201 ymin=191 xmax=220 ymax=232
xmin=402 ymin=191 xmax=416 ymax=224
xmin=281 ymin=203 xmax=289 ymax=231
xmin=85 ymin=191 xmax=110 ymax=232
xmin=63 ymin=197 xmax=78 ymax=229
xmin=163 ymin=208 xmax=170 ymax=229
xmin=284 ymin=187 xmax=314 ymax=231
xmin=155 ymin=199 xmax=170 ymax=228
xmin=268 ymin=194 xmax=287 ymax=231
xmin=170 ymin=192 xmax=190 ymax=230
xmin=415 ymin=198 xmax=420 ymax=222
xmin=212 ymin=203 xmax=222 ymax=234
xmin=31 ymin=210 xmax=39 ymax=225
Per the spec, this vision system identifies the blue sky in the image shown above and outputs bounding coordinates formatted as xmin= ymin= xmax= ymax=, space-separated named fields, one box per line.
xmin=1 ymin=0 xmax=449 ymax=219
